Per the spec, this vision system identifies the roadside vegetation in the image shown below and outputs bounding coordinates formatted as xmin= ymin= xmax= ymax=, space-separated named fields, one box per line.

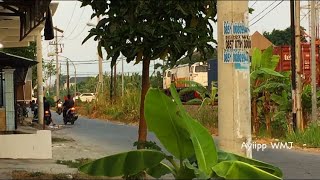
xmin=12 ymin=170 xmax=110 ymax=180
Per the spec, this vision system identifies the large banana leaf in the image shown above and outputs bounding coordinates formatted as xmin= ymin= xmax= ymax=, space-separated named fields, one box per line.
xmin=260 ymin=68 xmax=284 ymax=77
xmin=218 ymin=151 xmax=283 ymax=178
xmin=251 ymin=48 xmax=262 ymax=71
xmin=146 ymin=162 xmax=174 ymax=178
xmin=79 ymin=150 xmax=166 ymax=177
xmin=169 ymin=84 xmax=218 ymax=175
xmin=144 ymin=88 xmax=195 ymax=160
xmin=212 ymin=160 xmax=282 ymax=179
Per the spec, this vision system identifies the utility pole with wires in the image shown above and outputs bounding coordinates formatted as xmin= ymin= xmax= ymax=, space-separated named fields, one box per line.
xmin=295 ymin=0 xmax=303 ymax=131
xmin=48 ymin=26 xmax=64 ymax=101
xmin=311 ymin=0 xmax=317 ymax=122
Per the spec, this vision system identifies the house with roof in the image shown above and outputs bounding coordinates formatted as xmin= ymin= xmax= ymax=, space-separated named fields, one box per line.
xmin=0 ymin=0 xmax=58 ymax=159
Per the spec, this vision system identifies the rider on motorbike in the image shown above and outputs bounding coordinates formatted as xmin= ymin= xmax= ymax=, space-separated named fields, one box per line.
xmin=63 ymin=94 xmax=74 ymax=119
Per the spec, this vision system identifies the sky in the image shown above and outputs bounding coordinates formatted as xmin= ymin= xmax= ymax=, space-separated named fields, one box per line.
xmin=41 ymin=0 xmax=314 ymax=80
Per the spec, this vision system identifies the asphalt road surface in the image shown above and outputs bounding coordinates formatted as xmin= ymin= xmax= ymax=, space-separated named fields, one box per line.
xmin=52 ymin=112 xmax=320 ymax=179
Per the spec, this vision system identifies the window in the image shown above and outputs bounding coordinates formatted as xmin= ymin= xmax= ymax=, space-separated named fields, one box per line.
xmin=195 ymin=65 xmax=208 ymax=72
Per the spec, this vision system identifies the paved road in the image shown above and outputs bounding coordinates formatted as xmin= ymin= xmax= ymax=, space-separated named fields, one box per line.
xmin=52 ymin=113 xmax=320 ymax=179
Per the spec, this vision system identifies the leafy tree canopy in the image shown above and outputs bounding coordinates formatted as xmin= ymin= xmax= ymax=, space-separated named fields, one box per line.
xmin=80 ymin=0 xmax=217 ymax=67
xmin=263 ymin=26 xmax=307 ymax=46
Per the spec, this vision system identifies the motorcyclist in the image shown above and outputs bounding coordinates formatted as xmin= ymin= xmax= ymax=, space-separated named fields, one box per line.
xmin=63 ymin=94 xmax=75 ymax=119
xmin=43 ymin=97 xmax=56 ymax=126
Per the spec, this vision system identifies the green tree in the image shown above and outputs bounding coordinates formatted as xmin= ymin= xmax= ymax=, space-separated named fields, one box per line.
xmin=80 ymin=0 xmax=217 ymax=148
xmin=1 ymin=42 xmax=38 ymax=87
xmin=43 ymin=59 xmax=56 ymax=94
xmin=263 ymin=26 xmax=307 ymax=46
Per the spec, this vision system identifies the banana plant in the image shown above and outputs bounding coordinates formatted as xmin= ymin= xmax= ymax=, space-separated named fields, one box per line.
xmin=250 ymin=46 xmax=285 ymax=136
xmin=178 ymin=80 xmax=217 ymax=110
xmin=78 ymin=84 xmax=283 ymax=179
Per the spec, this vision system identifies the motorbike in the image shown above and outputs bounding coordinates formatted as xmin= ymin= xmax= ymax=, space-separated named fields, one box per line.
xmin=63 ymin=107 xmax=78 ymax=125
xmin=32 ymin=104 xmax=39 ymax=122
xmin=56 ymin=102 xmax=63 ymax=115
xmin=44 ymin=110 xmax=52 ymax=125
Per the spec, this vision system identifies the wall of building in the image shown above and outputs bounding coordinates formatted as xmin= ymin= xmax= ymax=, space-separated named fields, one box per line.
xmin=0 ymin=130 xmax=52 ymax=159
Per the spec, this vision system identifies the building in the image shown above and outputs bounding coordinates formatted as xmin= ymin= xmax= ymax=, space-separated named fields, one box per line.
xmin=0 ymin=0 xmax=58 ymax=159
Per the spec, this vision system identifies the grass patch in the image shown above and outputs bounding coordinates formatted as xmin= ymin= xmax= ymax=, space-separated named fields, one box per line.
xmin=12 ymin=170 xmax=111 ymax=179
xmin=52 ymin=137 xmax=74 ymax=143
xmin=185 ymin=104 xmax=218 ymax=135
xmin=56 ymin=158 xmax=94 ymax=168
xmin=286 ymin=122 xmax=320 ymax=148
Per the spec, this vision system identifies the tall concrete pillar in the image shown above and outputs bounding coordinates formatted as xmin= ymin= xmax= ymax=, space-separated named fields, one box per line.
xmin=3 ymin=68 xmax=15 ymax=131
xmin=37 ymin=31 xmax=44 ymax=126
xmin=217 ymin=1 xmax=252 ymax=157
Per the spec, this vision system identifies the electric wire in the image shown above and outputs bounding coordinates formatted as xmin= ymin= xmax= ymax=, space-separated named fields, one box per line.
xmin=249 ymin=1 xmax=278 ymax=22
xmin=250 ymin=0 xmax=284 ymax=27
xmin=250 ymin=0 xmax=257 ymax=8
xmin=63 ymin=1 xmax=78 ymax=33
xmin=63 ymin=7 xmax=86 ymax=40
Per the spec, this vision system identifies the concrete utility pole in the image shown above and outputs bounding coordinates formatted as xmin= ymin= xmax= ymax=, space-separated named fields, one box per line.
xmin=36 ymin=31 xmax=44 ymax=127
xmin=114 ymin=62 xmax=117 ymax=99
xmin=295 ymin=0 xmax=303 ymax=130
xmin=51 ymin=27 xmax=64 ymax=101
xmin=311 ymin=0 xmax=317 ymax=122
xmin=122 ymin=57 xmax=124 ymax=97
xmin=66 ymin=59 xmax=70 ymax=95
xmin=217 ymin=1 xmax=251 ymax=157
xmin=290 ymin=0 xmax=297 ymax=131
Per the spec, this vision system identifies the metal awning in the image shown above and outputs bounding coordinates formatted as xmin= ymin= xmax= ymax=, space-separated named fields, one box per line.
xmin=0 ymin=51 xmax=37 ymax=84
xmin=0 ymin=51 xmax=37 ymax=68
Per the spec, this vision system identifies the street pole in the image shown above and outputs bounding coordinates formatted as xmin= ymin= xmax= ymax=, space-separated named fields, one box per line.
xmin=122 ymin=57 xmax=124 ymax=97
xmin=311 ymin=0 xmax=317 ymax=122
xmin=55 ymin=27 xmax=60 ymax=101
xmin=217 ymin=1 xmax=251 ymax=157
xmin=114 ymin=62 xmax=117 ymax=99
xmin=36 ymin=31 xmax=44 ymax=128
xmin=295 ymin=0 xmax=303 ymax=131
xmin=67 ymin=59 xmax=70 ymax=95
xmin=290 ymin=0 xmax=297 ymax=132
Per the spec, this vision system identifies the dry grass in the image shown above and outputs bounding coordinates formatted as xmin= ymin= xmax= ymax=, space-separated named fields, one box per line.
xmin=12 ymin=170 xmax=113 ymax=180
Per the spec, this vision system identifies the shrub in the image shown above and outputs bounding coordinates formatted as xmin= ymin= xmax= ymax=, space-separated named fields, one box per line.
xmin=286 ymin=122 xmax=320 ymax=148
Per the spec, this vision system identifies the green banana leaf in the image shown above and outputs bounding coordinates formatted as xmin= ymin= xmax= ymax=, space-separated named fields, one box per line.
xmin=251 ymin=48 xmax=262 ymax=71
xmin=212 ymin=160 xmax=282 ymax=179
xmin=260 ymin=68 xmax=284 ymax=77
xmin=146 ymin=162 xmax=174 ymax=178
xmin=79 ymin=150 xmax=166 ymax=177
xmin=218 ymin=151 xmax=283 ymax=178
xmin=144 ymin=88 xmax=195 ymax=160
xmin=169 ymin=84 xmax=218 ymax=175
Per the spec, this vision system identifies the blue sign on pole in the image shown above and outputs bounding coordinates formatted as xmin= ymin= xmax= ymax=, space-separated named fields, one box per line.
xmin=223 ymin=21 xmax=251 ymax=71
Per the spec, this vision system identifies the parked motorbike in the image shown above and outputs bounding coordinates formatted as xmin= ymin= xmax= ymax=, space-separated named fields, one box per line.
xmin=56 ymin=102 xmax=63 ymax=115
xmin=44 ymin=110 xmax=52 ymax=125
xmin=32 ymin=104 xmax=39 ymax=122
xmin=63 ymin=107 xmax=78 ymax=125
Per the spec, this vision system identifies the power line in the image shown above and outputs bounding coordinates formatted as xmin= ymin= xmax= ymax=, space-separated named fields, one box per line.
xmin=249 ymin=1 xmax=277 ymax=22
xmin=63 ymin=1 xmax=78 ymax=33
xmin=301 ymin=9 xmax=310 ymax=21
xmin=250 ymin=0 xmax=257 ymax=8
xmin=63 ymin=7 xmax=86 ymax=40
xmin=250 ymin=0 xmax=284 ymax=27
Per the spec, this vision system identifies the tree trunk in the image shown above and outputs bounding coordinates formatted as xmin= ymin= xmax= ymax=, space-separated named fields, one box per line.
xmin=264 ymin=91 xmax=271 ymax=137
xmin=138 ymin=59 xmax=150 ymax=149
xmin=251 ymin=97 xmax=259 ymax=136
